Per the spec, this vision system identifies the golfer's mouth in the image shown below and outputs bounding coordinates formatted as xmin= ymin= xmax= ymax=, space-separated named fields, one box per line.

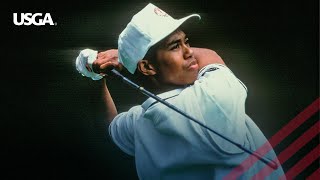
xmin=188 ymin=60 xmax=198 ymax=70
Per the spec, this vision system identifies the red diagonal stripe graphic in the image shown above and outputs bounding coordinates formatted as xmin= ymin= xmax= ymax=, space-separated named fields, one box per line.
xmin=279 ymin=144 xmax=320 ymax=180
xmin=250 ymin=120 xmax=320 ymax=179
xmin=306 ymin=168 xmax=320 ymax=180
xmin=224 ymin=98 xmax=320 ymax=180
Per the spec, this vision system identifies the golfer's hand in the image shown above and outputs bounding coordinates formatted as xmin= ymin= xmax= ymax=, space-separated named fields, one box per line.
xmin=75 ymin=49 xmax=103 ymax=80
xmin=92 ymin=49 xmax=123 ymax=75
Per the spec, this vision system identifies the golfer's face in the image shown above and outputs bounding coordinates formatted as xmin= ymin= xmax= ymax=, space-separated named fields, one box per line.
xmin=154 ymin=30 xmax=199 ymax=86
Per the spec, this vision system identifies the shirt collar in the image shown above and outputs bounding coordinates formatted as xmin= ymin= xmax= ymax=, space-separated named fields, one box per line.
xmin=141 ymin=88 xmax=184 ymax=110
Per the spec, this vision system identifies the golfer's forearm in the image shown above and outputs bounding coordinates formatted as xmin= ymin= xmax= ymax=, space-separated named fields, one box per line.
xmin=192 ymin=47 xmax=226 ymax=70
xmin=99 ymin=78 xmax=118 ymax=124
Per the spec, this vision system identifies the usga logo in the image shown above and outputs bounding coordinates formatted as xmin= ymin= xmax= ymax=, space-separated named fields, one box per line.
xmin=13 ymin=13 xmax=56 ymax=26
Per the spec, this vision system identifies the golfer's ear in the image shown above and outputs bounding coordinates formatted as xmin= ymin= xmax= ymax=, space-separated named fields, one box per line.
xmin=137 ymin=60 xmax=157 ymax=76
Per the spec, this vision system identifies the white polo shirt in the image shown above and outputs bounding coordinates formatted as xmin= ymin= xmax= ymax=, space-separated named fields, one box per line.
xmin=109 ymin=64 xmax=285 ymax=180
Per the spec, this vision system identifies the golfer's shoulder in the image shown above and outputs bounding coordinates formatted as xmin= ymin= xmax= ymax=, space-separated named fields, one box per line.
xmin=181 ymin=64 xmax=247 ymax=105
xmin=114 ymin=105 xmax=144 ymax=122
xmin=192 ymin=47 xmax=226 ymax=69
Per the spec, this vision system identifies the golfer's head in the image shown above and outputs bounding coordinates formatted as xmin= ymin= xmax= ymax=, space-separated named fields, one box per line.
xmin=118 ymin=3 xmax=201 ymax=86
xmin=136 ymin=28 xmax=200 ymax=86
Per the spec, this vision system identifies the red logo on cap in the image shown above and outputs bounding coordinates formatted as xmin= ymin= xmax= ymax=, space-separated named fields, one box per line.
xmin=154 ymin=7 xmax=168 ymax=17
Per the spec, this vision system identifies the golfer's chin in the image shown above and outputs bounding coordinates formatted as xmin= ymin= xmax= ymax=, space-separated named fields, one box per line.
xmin=183 ymin=72 xmax=199 ymax=86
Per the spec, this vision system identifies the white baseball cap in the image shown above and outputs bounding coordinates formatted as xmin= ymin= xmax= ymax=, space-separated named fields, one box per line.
xmin=118 ymin=3 xmax=201 ymax=74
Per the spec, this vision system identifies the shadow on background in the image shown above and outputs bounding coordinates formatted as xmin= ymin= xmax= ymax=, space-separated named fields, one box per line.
xmin=6 ymin=0 xmax=318 ymax=179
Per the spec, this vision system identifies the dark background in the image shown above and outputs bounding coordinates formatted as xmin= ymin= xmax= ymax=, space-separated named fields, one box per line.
xmin=5 ymin=0 xmax=319 ymax=179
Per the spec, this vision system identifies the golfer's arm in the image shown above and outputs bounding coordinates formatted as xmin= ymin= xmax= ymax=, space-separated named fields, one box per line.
xmin=192 ymin=47 xmax=226 ymax=70
xmin=98 ymin=78 xmax=118 ymax=124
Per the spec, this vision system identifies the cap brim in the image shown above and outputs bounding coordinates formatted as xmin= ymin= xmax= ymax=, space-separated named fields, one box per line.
xmin=151 ymin=14 xmax=201 ymax=47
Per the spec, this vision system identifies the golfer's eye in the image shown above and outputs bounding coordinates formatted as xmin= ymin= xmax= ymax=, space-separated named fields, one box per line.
xmin=171 ymin=43 xmax=180 ymax=50
xmin=185 ymin=38 xmax=190 ymax=47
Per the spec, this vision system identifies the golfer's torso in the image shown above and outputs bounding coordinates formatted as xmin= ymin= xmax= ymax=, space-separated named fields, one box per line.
xmin=135 ymin=64 xmax=250 ymax=179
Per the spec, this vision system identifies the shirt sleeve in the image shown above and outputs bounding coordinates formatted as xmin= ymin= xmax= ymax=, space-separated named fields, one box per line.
xmin=196 ymin=64 xmax=248 ymax=116
xmin=191 ymin=64 xmax=249 ymax=154
xmin=108 ymin=105 xmax=143 ymax=156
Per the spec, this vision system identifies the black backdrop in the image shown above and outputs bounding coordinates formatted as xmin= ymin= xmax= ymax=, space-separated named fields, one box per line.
xmin=6 ymin=0 xmax=319 ymax=179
